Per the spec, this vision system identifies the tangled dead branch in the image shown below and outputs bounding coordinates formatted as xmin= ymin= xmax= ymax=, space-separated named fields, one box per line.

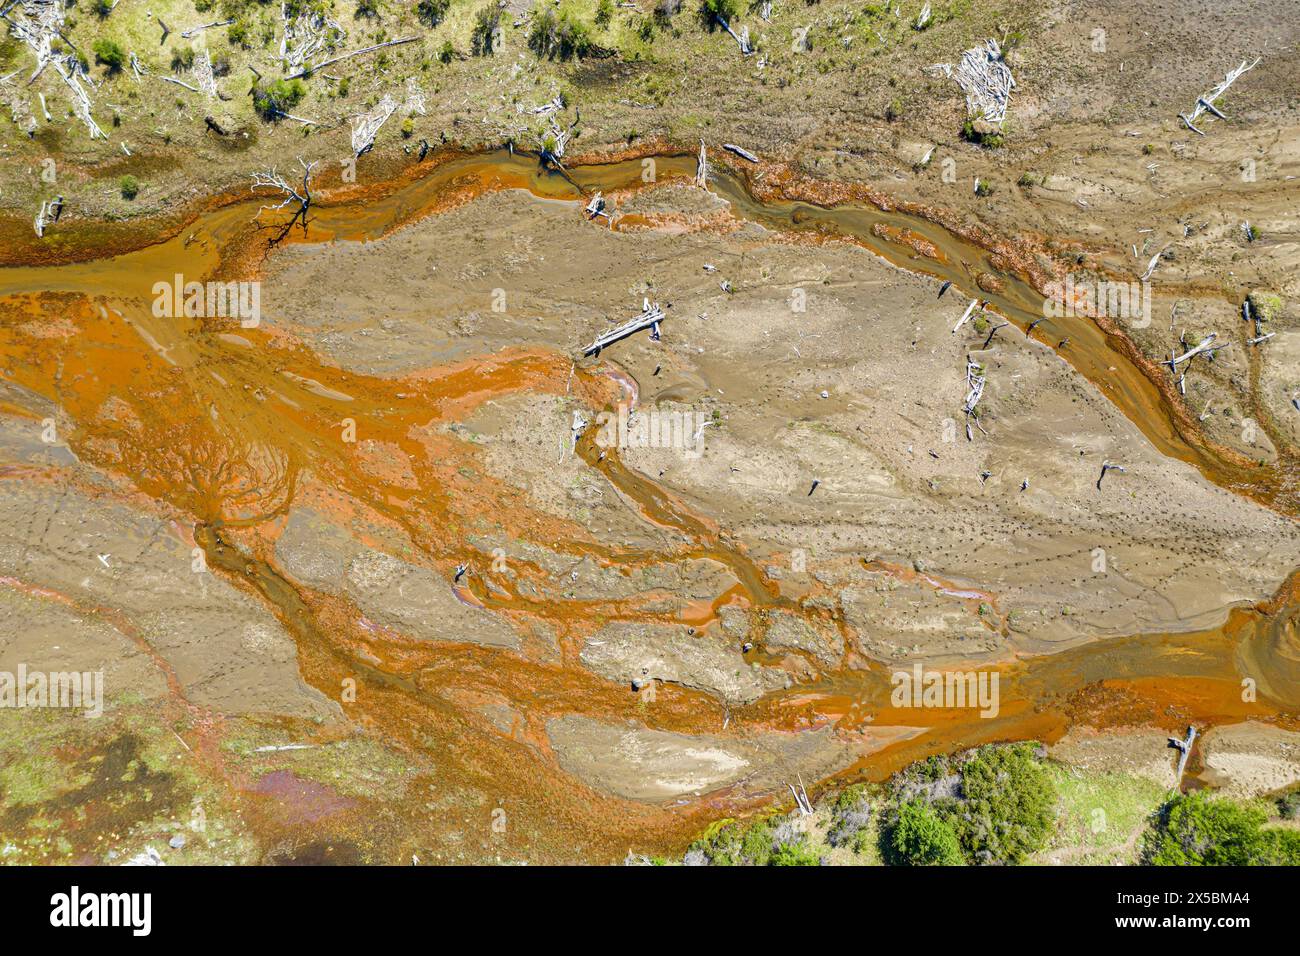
xmin=1179 ymin=58 xmax=1260 ymax=135
xmin=350 ymin=93 xmax=398 ymax=156
xmin=251 ymin=158 xmax=316 ymax=247
xmin=929 ymin=38 xmax=1015 ymax=128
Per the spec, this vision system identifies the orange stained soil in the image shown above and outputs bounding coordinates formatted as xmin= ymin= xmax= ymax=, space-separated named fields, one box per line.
xmin=0 ymin=148 xmax=1297 ymax=862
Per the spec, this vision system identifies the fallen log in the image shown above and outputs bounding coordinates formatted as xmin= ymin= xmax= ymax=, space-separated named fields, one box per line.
xmin=952 ymin=297 xmax=979 ymax=333
xmin=723 ymin=142 xmax=758 ymax=163
xmin=284 ymin=36 xmax=418 ymax=81
xmin=581 ymin=299 xmax=664 ymax=356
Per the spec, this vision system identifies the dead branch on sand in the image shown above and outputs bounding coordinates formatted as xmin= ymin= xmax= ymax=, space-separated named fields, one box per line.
xmin=1179 ymin=58 xmax=1260 ymax=135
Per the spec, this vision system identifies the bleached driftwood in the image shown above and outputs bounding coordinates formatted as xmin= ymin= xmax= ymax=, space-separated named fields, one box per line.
xmin=33 ymin=194 xmax=61 ymax=237
xmin=1179 ymin=59 xmax=1260 ymax=135
xmin=54 ymin=57 xmax=104 ymax=139
xmin=157 ymin=74 xmax=201 ymax=93
xmin=695 ymin=139 xmax=709 ymax=188
xmin=192 ymin=48 xmax=218 ymax=98
xmin=181 ymin=18 xmax=233 ymax=38
xmin=280 ymin=0 xmax=345 ymax=73
xmin=1165 ymin=333 xmax=1229 ymax=370
xmin=526 ymin=94 xmax=564 ymax=117
xmin=723 ymin=142 xmax=758 ymax=163
xmin=929 ymin=38 xmax=1015 ymax=128
xmin=350 ymin=92 xmax=398 ymax=156
xmin=1140 ymin=249 xmax=1163 ymax=282
xmin=1168 ymin=726 xmax=1197 ymax=784
xmin=581 ymin=299 xmax=664 ymax=356
xmin=963 ymin=356 xmax=985 ymax=441
xmin=283 ymin=36 xmax=418 ymax=81
xmin=2 ymin=0 xmax=104 ymax=138
xmin=713 ymin=15 xmax=752 ymax=55
xmin=584 ymin=191 xmax=611 ymax=222
xmin=952 ymin=298 xmax=979 ymax=333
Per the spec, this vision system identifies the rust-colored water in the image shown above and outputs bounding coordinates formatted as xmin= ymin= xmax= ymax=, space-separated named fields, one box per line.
xmin=0 ymin=149 xmax=1296 ymax=862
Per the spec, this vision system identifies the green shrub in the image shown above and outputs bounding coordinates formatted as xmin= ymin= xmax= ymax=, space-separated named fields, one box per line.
xmin=888 ymin=801 xmax=964 ymax=865
xmin=595 ymin=0 xmax=613 ymax=25
xmin=170 ymin=45 xmax=196 ymax=72
xmin=92 ymin=38 xmax=126 ymax=72
xmin=471 ymin=5 xmax=502 ymax=55
xmin=417 ymin=0 xmax=450 ymax=25
xmin=438 ymin=40 xmax=455 ymax=63
xmin=253 ymin=78 xmax=306 ymax=119
xmin=961 ymin=117 xmax=1004 ymax=148
xmin=1247 ymin=290 xmax=1283 ymax=323
xmin=118 ymin=174 xmax=139 ymax=200
xmin=528 ymin=8 xmax=594 ymax=60
xmin=827 ymin=783 xmax=873 ymax=852
xmin=770 ymin=836 xmax=821 ymax=866
xmin=1146 ymin=792 xmax=1300 ymax=866
xmin=700 ymin=0 xmax=740 ymax=27
xmin=954 ymin=743 xmax=1056 ymax=864
xmin=654 ymin=0 xmax=681 ymax=22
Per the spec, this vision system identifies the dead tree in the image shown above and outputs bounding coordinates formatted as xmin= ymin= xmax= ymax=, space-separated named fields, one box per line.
xmin=929 ymin=38 xmax=1015 ymax=128
xmin=251 ymin=158 xmax=316 ymax=247
xmin=963 ymin=356 xmax=985 ymax=441
xmin=1168 ymin=726 xmax=1197 ymax=784
xmin=695 ymin=139 xmax=709 ymax=188
xmin=350 ymin=93 xmax=398 ymax=156
xmin=710 ymin=12 xmax=752 ymax=55
xmin=280 ymin=0 xmax=345 ymax=74
xmin=1179 ymin=59 xmax=1260 ymax=135
xmin=981 ymin=321 xmax=1009 ymax=349
xmin=283 ymin=36 xmax=419 ymax=81
xmin=1 ymin=0 xmax=104 ymax=139
xmin=788 ymin=777 xmax=813 ymax=816
xmin=33 ymin=194 xmax=62 ymax=237
xmin=1097 ymin=460 xmax=1126 ymax=491
xmin=584 ymin=191 xmax=611 ymax=223
xmin=1164 ymin=333 xmax=1230 ymax=387
xmin=952 ymin=297 xmax=979 ymax=333
xmin=537 ymin=109 xmax=581 ymax=170
xmin=181 ymin=18 xmax=233 ymax=39
xmin=581 ymin=299 xmax=664 ymax=356
xmin=723 ymin=142 xmax=758 ymax=163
